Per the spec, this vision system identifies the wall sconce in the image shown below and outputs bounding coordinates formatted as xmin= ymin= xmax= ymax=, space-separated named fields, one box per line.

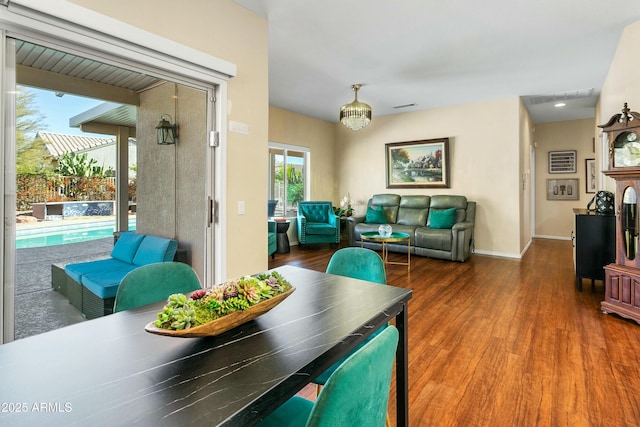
xmin=156 ymin=114 xmax=177 ymax=145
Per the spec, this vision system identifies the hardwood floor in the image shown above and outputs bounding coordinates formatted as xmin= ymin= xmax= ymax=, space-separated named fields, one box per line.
xmin=268 ymin=238 xmax=640 ymax=427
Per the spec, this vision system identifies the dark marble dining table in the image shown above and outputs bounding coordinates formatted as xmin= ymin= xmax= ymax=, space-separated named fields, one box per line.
xmin=0 ymin=265 xmax=412 ymax=426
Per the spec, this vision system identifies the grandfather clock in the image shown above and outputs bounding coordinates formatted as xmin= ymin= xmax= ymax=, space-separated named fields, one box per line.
xmin=601 ymin=103 xmax=640 ymax=324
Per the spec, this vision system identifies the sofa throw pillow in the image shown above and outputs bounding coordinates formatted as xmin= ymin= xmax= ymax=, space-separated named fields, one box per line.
xmin=132 ymin=235 xmax=178 ymax=266
xmin=111 ymin=232 xmax=145 ymax=263
xmin=365 ymin=205 xmax=387 ymax=224
xmin=429 ymin=207 xmax=457 ymax=229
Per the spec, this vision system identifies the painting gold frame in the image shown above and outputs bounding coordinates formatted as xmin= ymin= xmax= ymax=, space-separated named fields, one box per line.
xmin=385 ymin=138 xmax=450 ymax=188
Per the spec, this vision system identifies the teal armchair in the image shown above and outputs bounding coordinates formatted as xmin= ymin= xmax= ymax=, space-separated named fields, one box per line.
xmin=268 ymin=220 xmax=277 ymax=258
xmin=296 ymin=201 xmax=340 ymax=246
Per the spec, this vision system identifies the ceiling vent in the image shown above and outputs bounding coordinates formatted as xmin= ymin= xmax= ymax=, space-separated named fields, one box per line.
xmin=393 ymin=103 xmax=417 ymax=109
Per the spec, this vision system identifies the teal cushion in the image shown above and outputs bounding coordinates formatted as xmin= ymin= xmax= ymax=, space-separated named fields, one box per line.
xmin=306 ymin=222 xmax=337 ymax=235
xmin=429 ymin=207 xmax=457 ymax=229
xmin=300 ymin=204 xmax=329 ymax=222
xmin=365 ymin=206 xmax=387 ymax=224
xmin=132 ymin=235 xmax=178 ymax=266
xmin=65 ymin=258 xmax=122 ymax=283
xmin=111 ymin=232 xmax=145 ymax=263
xmin=81 ymin=265 xmax=139 ymax=298
xmin=257 ymin=396 xmax=314 ymax=427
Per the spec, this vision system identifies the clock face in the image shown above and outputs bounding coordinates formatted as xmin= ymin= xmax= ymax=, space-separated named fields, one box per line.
xmin=623 ymin=141 xmax=640 ymax=166
xmin=613 ymin=132 xmax=640 ymax=167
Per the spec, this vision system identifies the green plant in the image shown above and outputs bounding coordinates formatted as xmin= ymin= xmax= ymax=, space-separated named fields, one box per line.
xmin=154 ymin=271 xmax=292 ymax=331
xmin=275 ymin=165 xmax=304 ymax=206
xmin=16 ymin=87 xmax=53 ymax=174
xmin=55 ymin=152 xmax=103 ymax=177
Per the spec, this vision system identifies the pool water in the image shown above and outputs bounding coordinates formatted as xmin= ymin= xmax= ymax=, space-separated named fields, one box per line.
xmin=16 ymin=222 xmax=136 ymax=249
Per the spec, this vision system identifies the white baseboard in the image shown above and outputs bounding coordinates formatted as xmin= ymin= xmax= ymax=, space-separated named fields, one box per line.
xmin=472 ymin=249 xmax=522 ymax=259
xmin=534 ymin=234 xmax=572 ymax=241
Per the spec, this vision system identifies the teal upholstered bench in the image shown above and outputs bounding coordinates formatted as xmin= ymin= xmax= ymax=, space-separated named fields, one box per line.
xmin=64 ymin=232 xmax=178 ymax=319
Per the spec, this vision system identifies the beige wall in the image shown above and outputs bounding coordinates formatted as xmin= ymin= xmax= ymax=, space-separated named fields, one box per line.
xmin=599 ymin=21 xmax=640 ymax=124
xmin=534 ymin=118 xmax=596 ymax=239
xmin=519 ymin=100 xmax=534 ymax=252
xmin=269 ymin=106 xmax=337 ymax=201
xmin=335 ymin=97 xmax=523 ymax=257
xmin=268 ymin=107 xmax=336 ymax=244
xmin=270 ymin=99 xmax=533 ymax=257
xmin=70 ymin=0 xmax=269 ymax=279
xmin=599 ymin=20 xmax=640 ymax=194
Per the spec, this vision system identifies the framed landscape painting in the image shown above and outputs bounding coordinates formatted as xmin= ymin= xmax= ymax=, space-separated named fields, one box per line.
xmin=385 ymin=138 xmax=450 ymax=188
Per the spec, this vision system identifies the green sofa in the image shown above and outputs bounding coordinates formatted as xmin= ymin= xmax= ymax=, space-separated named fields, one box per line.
xmin=348 ymin=194 xmax=476 ymax=262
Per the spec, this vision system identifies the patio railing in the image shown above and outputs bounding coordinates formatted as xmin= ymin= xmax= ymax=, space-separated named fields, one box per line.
xmin=17 ymin=174 xmax=135 ymax=212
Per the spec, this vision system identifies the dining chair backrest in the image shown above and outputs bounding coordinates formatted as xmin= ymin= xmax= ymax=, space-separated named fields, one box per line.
xmin=325 ymin=247 xmax=386 ymax=285
xmin=113 ymin=262 xmax=201 ymax=313
xmin=306 ymin=325 xmax=399 ymax=427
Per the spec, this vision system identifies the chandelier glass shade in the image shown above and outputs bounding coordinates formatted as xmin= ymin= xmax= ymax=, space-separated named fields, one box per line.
xmin=340 ymin=84 xmax=371 ymax=131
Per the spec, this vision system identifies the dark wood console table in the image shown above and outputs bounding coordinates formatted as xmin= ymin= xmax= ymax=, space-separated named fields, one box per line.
xmin=572 ymin=209 xmax=615 ymax=291
xmin=0 ymin=265 xmax=412 ymax=426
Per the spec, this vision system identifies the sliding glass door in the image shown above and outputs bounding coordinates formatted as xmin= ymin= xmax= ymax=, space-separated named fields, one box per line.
xmin=1 ymin=25 xmax=222 ymax=342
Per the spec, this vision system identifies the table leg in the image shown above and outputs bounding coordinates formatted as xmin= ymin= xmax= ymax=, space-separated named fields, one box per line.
xmin=395 ymin=303 xmax=409 ymax=427
xmin=382 ymin=241 xmax=388 ymax=263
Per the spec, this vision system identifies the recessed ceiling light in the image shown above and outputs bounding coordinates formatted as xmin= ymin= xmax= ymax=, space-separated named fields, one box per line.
xmin=554 ymin=102 xmax=566 ymax=108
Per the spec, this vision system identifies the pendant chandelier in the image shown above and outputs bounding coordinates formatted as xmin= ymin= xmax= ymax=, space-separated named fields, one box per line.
xmin=340 ymin=84 xmax=372 ymax=131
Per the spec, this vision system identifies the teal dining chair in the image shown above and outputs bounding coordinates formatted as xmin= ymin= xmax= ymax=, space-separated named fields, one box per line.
xmin=113 ymin=262 xmax=202 ymax=313
xmin=313 ymin=247 xmax=387 ymax=389
xmin=325 ymin=246 xmax=387 ymax=285
xmin=257 ymin=325 xmax=399 ymax=427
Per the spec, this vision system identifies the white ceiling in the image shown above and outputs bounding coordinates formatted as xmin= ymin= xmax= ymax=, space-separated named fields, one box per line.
xmin=234 ymin=0 xmax=640 ymax=124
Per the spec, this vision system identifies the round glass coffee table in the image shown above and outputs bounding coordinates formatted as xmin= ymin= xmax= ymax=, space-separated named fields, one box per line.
xmin=360 ymin=231 xmax=411 ymax=271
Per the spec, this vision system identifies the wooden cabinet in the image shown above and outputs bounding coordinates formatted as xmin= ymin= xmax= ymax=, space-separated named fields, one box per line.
xmin=600 ymin=103 xmax=640 ymax=324
xmin=602 ymin=264 xmax=640 ymax=323
xmin=573 ymin=209 xmax=615 ymax=291
xmin=601 ymin=171 xmax=640 ymax=324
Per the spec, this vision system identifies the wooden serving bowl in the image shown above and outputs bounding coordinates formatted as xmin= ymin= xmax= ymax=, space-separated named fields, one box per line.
xmin=144 ymin=287 xmax=295 ymax=338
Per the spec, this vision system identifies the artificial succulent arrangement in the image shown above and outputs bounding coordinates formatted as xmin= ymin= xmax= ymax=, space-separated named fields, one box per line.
xmin=154 ymin=271 xmax=292 ymax=331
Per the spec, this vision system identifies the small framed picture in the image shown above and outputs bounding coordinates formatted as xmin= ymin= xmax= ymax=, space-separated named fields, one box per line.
xmin=549 ymin=150 xmax=577 ymax=173
xmin=585 ymin=158 xmax=596 ymax=193
xmin=547 ymin=178 xmax=579 ymax=200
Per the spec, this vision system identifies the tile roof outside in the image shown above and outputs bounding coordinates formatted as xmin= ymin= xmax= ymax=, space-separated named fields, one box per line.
xmin=37 ymin=131 xmax=114 ymax=158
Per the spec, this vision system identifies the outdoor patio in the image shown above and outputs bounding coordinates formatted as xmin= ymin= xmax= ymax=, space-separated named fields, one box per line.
xmin=15 ymin=237 xmax=113 ymax=339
